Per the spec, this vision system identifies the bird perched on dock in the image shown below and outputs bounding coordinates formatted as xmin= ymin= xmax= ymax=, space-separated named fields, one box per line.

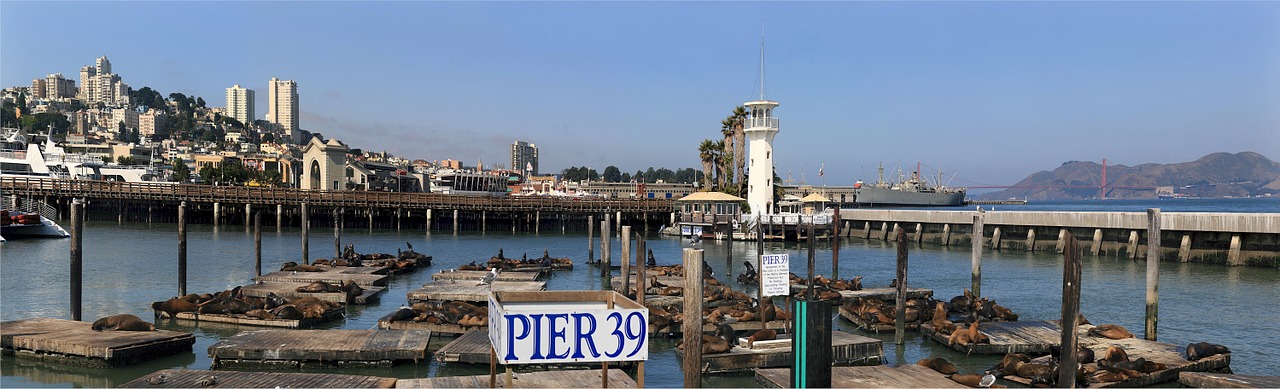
xmin=479 ymin=268 xmax=499 ymax=285
xmin=146 ymin=373 xmax=167 ymax=385
xmin=195 ymin=375 xmax=218 ymax=387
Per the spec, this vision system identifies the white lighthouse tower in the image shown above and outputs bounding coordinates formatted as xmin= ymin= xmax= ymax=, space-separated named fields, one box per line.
xmin=743 ymin=48 xmax=779 ymax=217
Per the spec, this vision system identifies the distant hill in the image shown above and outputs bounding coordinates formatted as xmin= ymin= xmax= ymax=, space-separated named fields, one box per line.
xmin=978 ymin=152 xmax=1280 ymax=200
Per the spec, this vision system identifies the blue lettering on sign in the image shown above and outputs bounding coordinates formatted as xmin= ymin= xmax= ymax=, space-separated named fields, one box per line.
xmin=571 ymin=313 xmax=600 ymax=358
xmin=546 ymin=313 xmax=570 ymax=359
xmin=626 ymin=311 xmax=647 ymax=357
xmin=504 ymin=314 xmax=531 ymax=362
xmin=529 ymin=314 xmax=545 ymax=360
xmin=605 ymin=312 xmax=625 ymax=357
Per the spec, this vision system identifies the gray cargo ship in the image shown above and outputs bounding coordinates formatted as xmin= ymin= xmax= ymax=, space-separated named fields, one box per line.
xmin=854 ymin=164 xmax=966 ymax=207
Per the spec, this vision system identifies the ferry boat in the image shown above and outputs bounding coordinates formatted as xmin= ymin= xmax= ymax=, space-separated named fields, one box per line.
xmin=854 ymin=163 xmax=966 ymax=207
xmin=1 ymin=128 xmax=103 ymax=180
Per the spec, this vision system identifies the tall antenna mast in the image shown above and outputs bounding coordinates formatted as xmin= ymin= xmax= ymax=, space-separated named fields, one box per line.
xmin=759 ymin=21 xmax=766 ymax=101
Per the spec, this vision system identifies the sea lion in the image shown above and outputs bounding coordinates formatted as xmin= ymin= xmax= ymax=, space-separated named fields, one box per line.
xmin=1186 ymin=342 xmax=1230 ymax=361
xmin=198 ymin=298 xmax=255 ymax=315
xmin=296 ymin=281 xmax=341 ymax=293
xmin=991 ymin=353 xmax=1030 ymax=377
xmin=1089 ymin=324 xmax=1135 ymax=339
xmin=746 ymin=329 xmax=777 ymax=348
xmin=244 ymin=309 xmax=276 ymax=320
xmin=91 ymin=314 xmax=155 ymax=331
xmin=918 ymin=357 xmax=959 ymax=375
xmin=152 ymin=297 xmax=201 ymax=318
xmin=386 ymin=307 xmax=417 ymax=322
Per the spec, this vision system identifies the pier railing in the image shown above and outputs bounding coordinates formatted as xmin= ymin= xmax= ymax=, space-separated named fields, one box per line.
xmin=0 ymin=177 xmax=677 ymax=213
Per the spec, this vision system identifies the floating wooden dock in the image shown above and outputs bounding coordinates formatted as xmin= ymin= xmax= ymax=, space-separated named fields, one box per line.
xmin=788 ymin=285 xmax=933 ymax=301
xmin=209 ymin=329 xmax=431 ymax=369
xmin=407 ymin=281 xmax=546 ymax=303
xmin=651 ymin=320 xmax=790 ymax=335
xmin=433 ymin=270 xmax=543 ymax=282
xmin=377 ymin=313 xmax=479 ymax=336
xmin=398 ymin=369 xmax=638 ymax=388
xmin=256 ymin=266 xmax=390 ymax=286
xmin=1002 ymin=334 xmax=1231 ymax=388
xmin=837 ymin=304 xmax=921 ymax=333
xmin=1179 ymin=372 xmax=1280 ymax=388
xmin=919 ymin=320 xmax=1086 ymax=354
xmin=434 ymin=330 xmax=493 ymax=364
xmin=162 ymin=306 xmax=345 ymax=329
xmin=241 ymin=281 xmax=385 ymax=304
xmin=0 ymin=318 xmax=195 ymax=368
xmin=755 ymin=364 xmax=966 ymax=388
xmin=676 ymin=330 xmax=882 ymax=374
xmin=121 ymin=368 xmax=397 ymax=388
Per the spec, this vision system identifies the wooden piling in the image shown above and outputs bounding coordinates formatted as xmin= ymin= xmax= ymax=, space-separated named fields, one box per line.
xmin=277 ymin=204 xmax=283 ymax=228
xmin=621 ymin=226 xmax=632 ymax=296
xmin=758 ymin=219 xmax=766 ymax=332
xmin=807 ymin=223 xmax=816 ymax=300
xmin=1179 ymin=233 xmax=1192 ymax=262
xmin=915 ymin=223 xmax=923 ymax=245
xmin=1059 ymin=232 xmax=1082 ymax=388
xmin=1128 ymin=230 xmax=1140 ymax=259
xmin=682 ymin=248 xmax=704 ymax=388
xmin=178 ymin=201 xmax=188 ymax=297
xmin=70 ymin=199 xmax=83 ymax=321
xmin=213 ymin=202 xmax=220 ymax=227
xmin=894 ymin=229 xmax=908 ymax=345
xmin=588 ymin=216 xmax=595 ymax=264
xmin=971 ymin=213 xmax=984 ymax=298
xmin=302 ymin=202 xmax=310 ymax=265
xmin=1092 ymin=228 xmax=1103 ymax=256
xmin=453 ymin=209 xmax=459 ymax=232
xmin=992 ymin=226 xmax=1002 ymax=251
xmin=1146 ymin=208 xmax=1160 ymax=341
xmin=334 ymin=209 xmax=341 ymax=258
xmin=942 ymin=223 xmax=951 ymax=246
xmin=1026 ymin=228 xmax=1037 ymax=252
xmin=602 ymin=213 xmax=612 ymax=277
xmin=245 ymin=204 xmax=251 ymax=228
xmin=636 ymin=235 xmax=646 ymax=310
xmin=1056 ymin=228 xmax=1066 ymax=253
xmin=833 ymin=208 xmax=841 ymax=279
xmin=255 ymin=211 xmax=262 ymax=278
xmin=1228 ymin=234 xmax=1242 ymax=265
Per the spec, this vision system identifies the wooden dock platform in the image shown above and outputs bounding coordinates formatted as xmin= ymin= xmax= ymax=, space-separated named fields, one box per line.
xmin=789 ymin=285 xmax=933 ymax=301
xmin=121 ymin=369 xmax=397 ymax=388
xmin=919 ymin=320 xmax=1085 ymax=354
xmin=434 ymin=330 xmax=492 ymax=364
xmin=407 ymin=281 xmax=546 ymax=303
xmin=163 ymin=306 xmax=345 ymax=329
xmin=241 ymin=281 xmax=385 ymax=305
xmin=755 ymin=364 xmax=966 ymax=388
xmin=1002 ymin=333 xmax=1231 ymax=388
xmin=651 ymin=320 xmax=790 ymax=335
xmin=256 ymin=266 xmax=390 ymax=287
xmin=0 ymin=318 xmax=195 ymax=368
xmin=433 ymin=270 xmax=543 ymax=282
xmin=209 ymin=329 xmax=431 ymax=369
xmin=398 ymin=369 xmax=638 ymax=388
xmin=837 ymin=304 xmax=921 ymax=333
xmin=676 ymin=330 xmax=882 ymax=374
xmin=1179 ymin=372 xmax=1280 ymax=388
xmin=377 ymin=312 xmax=478 ymax=336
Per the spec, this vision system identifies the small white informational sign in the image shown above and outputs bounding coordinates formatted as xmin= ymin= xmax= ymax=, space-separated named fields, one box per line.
xmin=760 ymin=254 xmax=790 ymax=297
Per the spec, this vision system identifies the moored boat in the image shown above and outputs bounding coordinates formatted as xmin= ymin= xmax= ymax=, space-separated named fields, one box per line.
xmin=854 ymin=163 xmax=966 ymax=207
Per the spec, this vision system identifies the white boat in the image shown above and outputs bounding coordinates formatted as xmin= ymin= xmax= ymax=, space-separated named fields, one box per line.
xmin=0 ymin=128 xmax=103 ymax=180
xmin=1 ymin=196 xmax=69 ymax=241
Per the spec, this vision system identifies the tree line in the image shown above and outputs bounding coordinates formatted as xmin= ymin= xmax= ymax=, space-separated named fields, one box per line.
xmin=560 ymin=166 xmax=702 ymax=184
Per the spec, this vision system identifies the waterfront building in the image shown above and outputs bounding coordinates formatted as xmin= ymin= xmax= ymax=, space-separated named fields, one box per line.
xmin=511 ymin=140 xmax=538 ymax=176
xmin=225 ymin=84 xmax=255 ymax=125
xmin=267 ymin=77 xmax=300 ymax=142
xmin=571 ymin=181 xmax=696 ymax=199
xmin=300 ymin=137 xmax=347 ymax=190
xmin=781 ymin=184 xmax=858 ymax=209
xmin=676 ymin=191 xmax=745 ymax=238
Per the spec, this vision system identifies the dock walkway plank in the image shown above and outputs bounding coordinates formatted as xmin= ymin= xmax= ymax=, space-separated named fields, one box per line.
xmin=256 ymin=266 xmax=390 ymax=287
xmin=407 ymin=281 xmax=546 ymax=303
xmin=677 ymin=330 xmax=882 ymax=374
xmin=789 ymin=285 xmax=933 ymax=301
xmin=1179 ymin=372 xmax=1280 ymax=388
xmin=432 ymin=270 xmax=542 ymax=282
xmin=920 ymin=320 xmax=1094 ymax=354
xmin=397 ymin=369 xmax=638 ymax=388
xmin=1002 ymin=332 xmax=1232 ymax=388
xmin=755 ymin=364 xmax=965 ymax=388
xmin=121 ymin=368 xmax=397 ymax=388
xmin=435 ymin=330 xmax=491 ymax=363
xmin=209 ymin=329 xmax=430 ymax=369
xmin=162 ymin=306 xmax=344 ymax=329
xmin=241 ymin=281 xmax=385 ymax=305
xmin=0 ymin=318 xmax=194 ymax=367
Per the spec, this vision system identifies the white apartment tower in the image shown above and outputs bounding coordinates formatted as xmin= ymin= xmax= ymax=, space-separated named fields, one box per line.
xmin=744 ymin=42 xmax=779 ymax=215
xmin=225 ymin=84 xmax=255 ymax=125
xmin=511 ymin=140 xmax=539 ymax=176
xmin=267 ymin=77 xmax=299 ymax=141
xmin=78 ymin=56 xmax=128 ymax=106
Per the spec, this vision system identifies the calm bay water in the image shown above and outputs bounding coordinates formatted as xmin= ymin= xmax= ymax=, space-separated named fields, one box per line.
xmin=2 ymin=198 xmax=1277 ymax=387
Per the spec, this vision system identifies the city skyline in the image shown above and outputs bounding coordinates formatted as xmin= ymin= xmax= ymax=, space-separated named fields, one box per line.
xmin=2 ymin=2 xmax=1277 ymax=186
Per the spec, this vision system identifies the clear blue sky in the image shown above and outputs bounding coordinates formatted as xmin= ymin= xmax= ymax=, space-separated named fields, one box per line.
xmin=4 ymin=1 xmax=1278 ymax=187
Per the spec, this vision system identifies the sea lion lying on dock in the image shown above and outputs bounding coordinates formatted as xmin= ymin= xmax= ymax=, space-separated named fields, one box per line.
xmin=91 ymin=314 xmax=155 ymax=331
xmin=1088 ymin=324 xmax=1134 ymax=339
xmin=917 ymin=356 xmax=958 ymax=375
xmin=745 ymin=329 xmax=777 ymax=348
xmin=152 ymin=296 xmax=202 ymax=318
xmin=280 ymin=261 xmax=326 ymax=272
xmin=1186 ymin=341 xmax=1231 ymax=361
xmin=990 ymin=353 xmax=1031 ymax=377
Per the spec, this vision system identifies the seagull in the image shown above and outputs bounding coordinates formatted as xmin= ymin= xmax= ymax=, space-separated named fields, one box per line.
xmin=479 ymin=268 xmax=499 ymax=285
xmin=147 ymin=373 xmax=167 ymax=385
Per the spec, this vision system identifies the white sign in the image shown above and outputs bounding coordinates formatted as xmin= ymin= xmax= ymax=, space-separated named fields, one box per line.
xmin=761 ymin=254 xmax=790 ymax=297
xmin=489 ymin=295 xmax=649 ymax=365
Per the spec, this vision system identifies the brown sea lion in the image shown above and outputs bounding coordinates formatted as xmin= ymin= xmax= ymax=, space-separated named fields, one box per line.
xmin=991 ymin=353 xmax=1030 ymax=377
xmin=1014 ymin=361 xmax=1054 ymax=380
xmin=1089 ymin=324 xmax=1135 ymax=339
xmin=198 ymin=298 xmax=255 ymax=315
xmin=270 ymin=305 xmax=305 ymax=320
xmin=746 ymin=329 xmax=777 ymax=348
xmin=244 ymin=309 xmax=276 ymax=320
xmin=296 ymin=281 xmax=341 ymax=293
xmin=1186 ymin=342 xmax=1231 ymax=361
xmin=152 ymin=297 xmax=201 ymax=318
xmin=91 ymin=314 xmax=155 ymax=331
xmin=917 ymin=357 xmax=958 ymax=375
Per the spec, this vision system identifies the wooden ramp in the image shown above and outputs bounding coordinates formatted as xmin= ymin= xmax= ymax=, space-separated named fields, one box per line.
xmin=241 ymin=281 xmax=385 ymax=305
xmin=920 ymin=320 xmax=1090 ymax=354
xmin=755 ymin=364 xmax=966 ymax=388
xmin=837 ymin=304 xmax=921 ymax=333
xmin=434 ymin=330 xmax=492 ymax=364
xmin=256 ymin=266 xmax=390 ymax=286
xmin=0 ymin=318 xmax=194 ymax=368
xmin=162 ymin=306 xmax=344 ymax=329
xmin=209 ymin=329 xmax=430 ymax=369
xmin=676 ymin=330 xmax=882 ymax=374
xmin=789 ymin=285 xmax=934 ymax=301
xmin=121 ymin=368 xmax=397 ymax=388
xmin=1179 ymin=372 xmax=1280 ymax=388
xmin=433 ymin=270 xmax=542 ymax=282
xmin=1002 ymin=333 xmax=1232 ymax=388
xmin=397 ymin=369 xmax=637 ymax=388
xmin=407 ymin=281 xmax=546 ymax=303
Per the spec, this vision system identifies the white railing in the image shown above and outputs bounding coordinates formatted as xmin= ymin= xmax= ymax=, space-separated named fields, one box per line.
xmin=741 ymin=212 xmax=832 ymax=226
xmin=746 ymin=117 xmax=779 ymax=129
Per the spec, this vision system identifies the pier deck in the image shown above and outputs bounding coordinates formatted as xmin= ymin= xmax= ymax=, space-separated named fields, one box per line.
xmin=162 ymin=306 xmax=345 ymax=329
xmin=241 ymin=281 xmax=385 ymax=305
xmin=676 ymin=330 xmax=881 ymax=374
xmin=256 ymin=266 xmax=390 ymax=287
xmin=1002 ymin=334 xmax=1231 ymax=388
xmin=1179 ymin=372 xmax=1280 ymax=388
xmin=121 ymin=369 xmax=397 ymax=388
xmin=0 ymin=318 xmax=194 ymax=368
xmin=755 ymin=364 xmax=965 ymax=388
xmin=434 ymin=330 xmax=493 ymax=364
xmin=432 ymin=270 xmax=543 ymax=282
xmin=397 ymin=369 xmax=638 ymax=388
xmin=919 ymin=320 xmax=1085 ymax=354
xmin=407 ymin=281 xmax=546 ymax=303
xmin=209 ymin=329 xmax=431 ymax=369
xmin=788 ymin=285 xmax=933 ymax=301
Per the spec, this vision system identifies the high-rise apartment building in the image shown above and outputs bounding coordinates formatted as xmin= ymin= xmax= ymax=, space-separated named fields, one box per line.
xmin=225 ymin=84 xmax=255 ymax=125
xmin=267 ymin=77 xmax=299 ymax=141
xmin=78 ymin=56 xmax=128 ymax=106
xmin=511 ymin=140 xmax=539 ymax=176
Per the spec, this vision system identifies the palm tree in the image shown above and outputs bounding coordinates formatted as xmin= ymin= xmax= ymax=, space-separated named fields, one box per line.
xmin=720 ymin=119 xmax=735 ymax=186
xmin=713 ymin=140 xmax=728 ymax=190
xmin=731 ymin=105 xmax=749 ymax=192
xmin=698 ymin=139 xmax=718 ymax=190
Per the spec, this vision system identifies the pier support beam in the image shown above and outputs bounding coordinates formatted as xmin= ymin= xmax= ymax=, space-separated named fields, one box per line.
xmin=621 ymin=226 xmax=631 ymax=295
xmin=588 ymin=216 xmax=595 ymax=263
xmin=70 ymin=199 xmax=84 ymax=321
xmin=1056 ymin=229 xmax=1066 ymax=253
xmin=882 ymin=222 xmax=891 ymax=241
xmin=245 ymin=204 xmax=251 ymax=228
xmin=1092 ymin=228 xmax=1104 ymax=256
xmin=616 ymin=211 xmax=622 ymax=237
xmin=942 ymin=224 xmax=951 ymax=246
xmin=301 ymin=202 xmax=310 ymax=265
xmin=864 ymin=221 xmax=871 ymax=239
xmin=535 ymin=211 xmax=540 ymax=234
xmin=334 ymin=209 xmax=342 ymax=258
xmin=670 ymin=212 xmax=676 ymax=228
xmin=682 ymin=248 xmax=704 ymax=388
xmin=1128 ymin=230 xmax=1140 ymax=259
xmin=367 ymin=208 xmax=373 ymax=231
xmin=601 ymin=213 xmax=612 ymax=276
xmin=1146 ymin=209 xmax=1161 ymax=341
xmin=992 ymin=227 xmax=1002 ymax=251
xmin=178 ymin=201 xmax=188 ymax=297
xmin=396 ymin=208 xmax=402 ymax=231
xmin=426 ymin=209 xmax=433 ymax=231
xmin=915 ymin=223 xmax=924 ymax=245
xmin=1026 ymin=228 xmax=1037 ymax=252
xmin=1179 ymin=233 xmax=1192 ymax=262
xmin=1228 ymin=234 xmax=1243 ymax=266
xmin=481 ymin=211 xmax=487 ymax=232
xmin=213 ymin=202 xmax=220 ymax=227
xmin=453 ymin=210 xmax=459 ymax=232
xmin=277 ymin=204 xmax=283 ymax=228
xmin=972 ymin=213 xmax=984 ymax=299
